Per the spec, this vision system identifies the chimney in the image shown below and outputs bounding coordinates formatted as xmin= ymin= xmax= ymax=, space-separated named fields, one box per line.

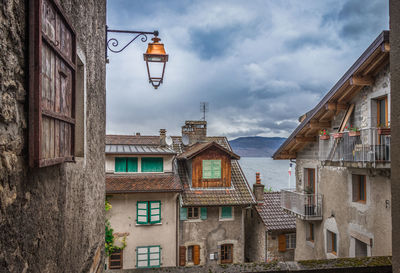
xmin=136 ymin=132 xmax=140 ymax=136
xmin=160 ymin=129 xmax=166 ymax=147
xmin=181 ymin=120 xmax=207 ymax=145
xmin=253 ymin=172 xmax=265 ymax=203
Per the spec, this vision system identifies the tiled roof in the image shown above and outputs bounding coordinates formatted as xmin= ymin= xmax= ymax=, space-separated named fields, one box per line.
xmin=106 ymin=173 xmax=182 ymax=193
xmin=105 ymin=144 xmax=176 ymax=154
xmin=255 ymin=192 xmax=296 ymax=231
xmin=173 ymin=137 xmax=256 ymax=206
xmin=106 ymin=135 xmax=160 ymax=145
xmin=177 ymin=141 xmax=240 ymax=160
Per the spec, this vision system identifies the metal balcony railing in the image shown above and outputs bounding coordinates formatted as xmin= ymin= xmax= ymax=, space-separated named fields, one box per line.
xmin=319 ymin=128 xmax=390 ymax=164
xmin=281 ymin=189 xmax=323 ymax=220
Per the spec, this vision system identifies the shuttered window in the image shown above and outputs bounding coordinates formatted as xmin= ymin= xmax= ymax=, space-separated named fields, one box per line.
xmin=188 ymin=207 xmax=199 ymax=219
xmin=193 ymin=245 xmax=200 ymax=265
xmin=327 ymin=230 xmax=337 ymax=255
xmin=220 ymin=244 xmax=233 ymax=264
xmin=285 ymin=233 xmax=296 ymax=249
xmin=278 ymin=234 xmax=286 ymax=252
xmin=29 ymin=0 xmax=77 ymax=167
xmin=142 ymin=157 xmax=163 ymax=172
xmin=200 ymin=207 xmax=207 ymax=220
xmin=136 ymin=246 xmax=161 ymax=268
xmin=352 ymin=175 xmax=366 ymax=203
xmin=220 ymin=206 xmax=233 ymax=219
xmin=180 ymin=207 xmax=188 ymax=221
xmin=109 ymin=249 xmax=123 ymax=269
xmin=137 ymin=201 xmax=161 ymax=224
xmin=179 ymin=246 xmax=186 ymax=266
xmin=202 ymin=160 xmax=221 ymax=179
xmin=115 ymin=157 xmax=138 ymax=173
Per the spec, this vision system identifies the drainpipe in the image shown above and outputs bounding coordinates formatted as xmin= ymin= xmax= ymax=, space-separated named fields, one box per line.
xmin=176 ymin=194 xmax=179 ymax=266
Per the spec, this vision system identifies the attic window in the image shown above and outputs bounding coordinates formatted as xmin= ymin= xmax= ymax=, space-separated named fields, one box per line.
xmin=202 ymin=160 xmax=221 ymax=179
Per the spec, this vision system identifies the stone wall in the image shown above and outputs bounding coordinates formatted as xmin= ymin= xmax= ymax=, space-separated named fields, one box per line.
xmin=0 ymin=1 xmax=106 ymax=272
xmin=267 ymin=232 xmax=295 ymax=261
xmin=245 ymin=208 xmax=266 ymax=262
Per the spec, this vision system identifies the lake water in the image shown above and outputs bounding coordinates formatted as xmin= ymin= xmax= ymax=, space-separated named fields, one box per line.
xmin=239 ymin=157 xmax=295 ymax=191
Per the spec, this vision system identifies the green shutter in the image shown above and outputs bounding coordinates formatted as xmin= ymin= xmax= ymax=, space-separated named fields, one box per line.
xmin=149 ymin=201 xmax=161 ymax=224
xmin=148 ymin=246 xmax=161 ymax=267
xmin=180 ymin=207 xmax=187 ymax=220
xmin=137 ymin=246 xmax=149 ymax=268
xmin=202 ymin=160 xmax=221 ymax=179
xmin=142 ymin=157 xmax=163 ymax=172
xmin=127 ymin=157 xmax=138 ymax=172
xmin=221 ymin=206 xmax=232 ymax=218
xmin=137 ymin=201 xmax=149 ymax=224
xmin=200 ymin=207 xmax=207 ymax=220
xmin=115 ymin=157 xmax=127 ymax=172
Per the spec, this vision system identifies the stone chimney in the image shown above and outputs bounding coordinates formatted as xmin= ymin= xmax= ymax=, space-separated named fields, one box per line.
xmin=136 ymin=132 xmax=140 ymax=136
xmin=159 ymin=129 xmax=166 ymax=147
xmin=181 ymin=120 xmax=207 ymax=145
xmin=253 ymin=172 xmax=265 ymax=203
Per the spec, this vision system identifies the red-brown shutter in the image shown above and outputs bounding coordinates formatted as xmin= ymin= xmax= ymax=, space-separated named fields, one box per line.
xmin=29 ymin=0 xmax=76 ymax=167
xmin=179 ymin=246 xmax=186 ymax=266
xmin=278 ymin=234 xmax=286 ymax=252
xmin=193 ymin=245 xmax=200 ymax=265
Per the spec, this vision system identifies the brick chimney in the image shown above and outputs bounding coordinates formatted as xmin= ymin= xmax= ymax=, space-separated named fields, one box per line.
xmin=253 ymin=172 xmax=265 ymax=204
xmin=181 ymin=120 xmax=207 ymax=145
xmin=159 ymin=129 xmax=166 ymax=147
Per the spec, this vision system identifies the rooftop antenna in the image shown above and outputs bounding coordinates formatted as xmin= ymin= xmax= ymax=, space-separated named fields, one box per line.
xmin=200 ymin=102 xmax=209 ymax=121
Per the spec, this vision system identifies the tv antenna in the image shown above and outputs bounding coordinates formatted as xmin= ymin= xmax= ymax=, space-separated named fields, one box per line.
xmin=200 ymin=102 xmax=209 ymax=121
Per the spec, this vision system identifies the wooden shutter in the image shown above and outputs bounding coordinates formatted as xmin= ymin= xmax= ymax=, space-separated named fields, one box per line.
xmin=221 ymin=207 xmax=232 ymax=218
xmin=180 ymin=207 xmax=187 ymax=220
xmin=200 ymin=207 xmax=207 ymax=220
xmin=149 ymin=201 xmax=161 ymax=224
xmin=278 ymin=234 xmax=286 ymax=252
xmin=142 ymin=157 xmax=163 ymax=172
xmin=29 ymin=0 xmax=77 ymax=167
xmin=115 ymin=157 xmax=127 ymax=172
xmin=137 ymin=201 xmax=149 ymax=224
xmin=193 ymin=245 xmax=200 ymax=265
xmin=179 ymin=246 xmax=186 ymax=266
xmin=109 ymin=249 xmax=123 ymax=269
xmin=127 ymin=157 xmax=138 ymax=172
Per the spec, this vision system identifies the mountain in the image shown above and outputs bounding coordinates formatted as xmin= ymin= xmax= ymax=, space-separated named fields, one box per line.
xmin=229 ymin=136 xmax=286 ymax=157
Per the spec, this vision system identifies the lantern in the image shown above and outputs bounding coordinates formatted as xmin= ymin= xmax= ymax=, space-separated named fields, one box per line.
xmin=144 ymin=36 xmax=168 ymax=89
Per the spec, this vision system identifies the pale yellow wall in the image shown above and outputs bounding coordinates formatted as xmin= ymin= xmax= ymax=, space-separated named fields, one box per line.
xmin=106 ymin=193 xmax=179 ymax=269
xmin=105 ymin=154 xmax=174 ymax=173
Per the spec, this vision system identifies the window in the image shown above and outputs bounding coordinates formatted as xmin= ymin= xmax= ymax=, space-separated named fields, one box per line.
xmin=136 ymin=246 xmax=161 ymax=268
xmin=286 ymin=233 xmax=296 ymax=249
xmin=220 ymin=206 xmax=233 ymax=220
xmin=355 ymin=238 xmax=368 ymax=257
xmin=202 ymin=160 xmax=221 ymax=179
xmin=29 ymin=0 xmax=77 ymax=168
xmin=142 ymin=157 xmax=163 ymax=172
xmin=306 ymin=223 xmax=315 ymax=242
xmin=188 ymin=207 xmax=199 ymax=219
xmin=377 ymin=96 xmax=388 ymax=127
xmin=352 ymin=175 xmax=366 ymax=203
xmin=115 ymin=157 xmax=138 ymax=173
xmin=187 ymin=246 xmax=194 ymax=262
xmin=137 ymin=201 xmax=161 ymax=224
xmin=220 ymin=244 xmax=233 ymax=264
xmin=327 ymin=230 xmax=337 ymax=255
xmin=304 ymin=168 xmax=315 ymax=193
xmin=109 ymin=249 xmax=123 ymax=269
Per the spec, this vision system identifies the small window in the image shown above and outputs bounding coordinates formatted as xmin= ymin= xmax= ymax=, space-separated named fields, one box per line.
xmin=377 ymin=96 xmax=388 ymax=127
xmin=202 ymin=160 xmax=221 ymax=179
xmin=137 ymin=201 xmax=161 ymax=224
xmin=352 ymin=175 xmax=366 ymax=203
xmin=188 ymin=207 xmax=199 ymax=219
xmin=136 ymin=246 xmax=161 ymax=268
xmin=109 ymin=249 xmax=123 ymax=269
xmin=220 ymin=207 xmax=233 ymax=219
xmin=285 ymin=233 xmax=296 ymax=249
xmin=220 ymin=244 xmax=233 ymax=264
xmin=306 ymin=223 xmax=315 ymax=242
xmin=327 ymin=230 xmax=337 ymax=255
xmin=115 ymin=157 xmax=138 ymax=173
xmin=304 ymin=168 xmax=315 ymax=193
xmin=355 ymin=238 xmax=368 ymax=257
xmin=187 ymin=246 xmax=194 ymax=262
xmin=142 ymin=157 xmax=163 ymax=172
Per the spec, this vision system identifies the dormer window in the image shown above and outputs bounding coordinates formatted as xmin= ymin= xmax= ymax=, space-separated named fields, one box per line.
xmin=115 ymin=157 xmax=138 ymax=173
xmin=202 ymin=160 xmax=221 ymax=179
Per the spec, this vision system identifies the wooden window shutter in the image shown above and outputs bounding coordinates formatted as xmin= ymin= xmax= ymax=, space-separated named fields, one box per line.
xmin=278 ymin=234 xmax=286 ymax=252
xmin=200 ymin=207 xmax=207 ymax=220
xmin=29 ymin=0 xmax=77 ymax=167
xmin=127 ymin=157 xmax=138 ymax=172
xmin=115 ymin=157 xmax=127 ymax=172
xmin=180 ymin=207 xmax=187 ymax=220
xmin=179 ymin=246 xmax=186 ymax=266
xmin=193 ymin=245 xmax=200 ymax=265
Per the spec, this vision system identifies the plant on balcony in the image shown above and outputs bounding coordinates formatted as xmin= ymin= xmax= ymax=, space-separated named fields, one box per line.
xmin=333 ymin=132 xmax=344 ymax=139
xmin=319 ymin=129 xmax=330 ymax=140
xmin=377 ymin=124 xmax=391 ymax=135
xmin=345 ymin=125 xmax=360 ymax=137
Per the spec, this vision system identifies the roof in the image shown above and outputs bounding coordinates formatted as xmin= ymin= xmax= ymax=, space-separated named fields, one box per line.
xmin=273 ymin=30 xmax=390 ymax=160
xmin=106 ymin=135 xmax=160 ymax=145
xmin=105 ymin=144 xmax=176 ymax=155
xmin=255 ymin=192 xmax=296 ymax=231
xmin=177 ymin=141 xmax=240 ymax=160
xmin=173 ymin=136 xmax=256 ymax=206
xmin=106 ymin=173 xmax=182 ymax=194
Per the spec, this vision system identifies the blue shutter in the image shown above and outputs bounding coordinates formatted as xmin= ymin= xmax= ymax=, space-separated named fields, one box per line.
xmin=200 ymin=207 xmax=207 ymax=220
xmin=180 ymin=207 xmax=187 ymax=220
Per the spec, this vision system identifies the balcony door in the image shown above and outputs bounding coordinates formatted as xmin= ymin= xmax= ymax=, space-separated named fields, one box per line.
xmin=306 ymin=168 xmax=315 ymax=194
xmin=305 ymin=168 xmax=316 ymax=216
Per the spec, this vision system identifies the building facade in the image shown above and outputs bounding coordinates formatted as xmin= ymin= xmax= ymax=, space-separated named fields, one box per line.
xmin=0 ymin=1 xmax=106 ymax=272
xmin=274 ymin=31 xmax=391 ymax=260
xmin=105 ymin=133 xmax=182 ymax=270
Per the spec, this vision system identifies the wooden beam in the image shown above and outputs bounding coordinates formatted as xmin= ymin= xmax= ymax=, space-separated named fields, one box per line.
xmin=320 ymin=110 xmax=335 ymax=121
xmin=295 ymin=136 xmax=316 ymax=143
xmin=338 ymin=85 xmax=357 ymax=102
xmin=382 ymin=42 xmax=390 ymax=53
xmin=363 ymin=52 xmax=388 ymax=75
xmin=325 ymin=103 xmax=336 ymax=111
xmin=336 ymin=103 xmax=349 ymax=111
xmin=308 ymin=121 xmax=331 ymax=129
xmin=350 ymin=76 xmax=374 ymax=86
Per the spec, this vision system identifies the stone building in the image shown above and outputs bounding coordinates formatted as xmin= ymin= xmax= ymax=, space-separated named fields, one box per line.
xmin=0 ymin=0 xmax=106 ymax=272
xmin=105 ymin=132 xmax=182 ymax=269
xmin=274 ymin=31 xmax=391 ymax=260
xmin=245 ymin=173 xmax=296 ymax=262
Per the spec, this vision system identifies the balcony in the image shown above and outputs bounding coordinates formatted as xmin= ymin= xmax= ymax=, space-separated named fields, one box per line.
xmin=319 ymin=128 xmax=390 ymax=168
xmin=281 ymin=189 xmax=323 ymax=220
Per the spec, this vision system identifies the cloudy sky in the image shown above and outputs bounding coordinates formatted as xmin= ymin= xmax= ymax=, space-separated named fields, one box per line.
xmin=106 ymin=0 xmax=388 ymax=139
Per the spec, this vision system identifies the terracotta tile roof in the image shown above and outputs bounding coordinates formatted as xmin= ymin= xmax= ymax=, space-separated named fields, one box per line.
xmin=173 ymin=137 xmax=256 ymax=206
xmin=106 ymin=135 xmax=160 ymax=145
xmin=106 ymin=173 xmax=182 ymax=193
xmin=177 ymin=141 xmax=240 ymax=160
xmin=255 ymin=192 xmax=296 ymax=231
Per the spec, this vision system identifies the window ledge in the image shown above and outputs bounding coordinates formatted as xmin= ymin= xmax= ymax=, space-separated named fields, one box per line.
xmin=185 ymin=219 xmax=203 ymax=223
xmin=136 ymin=222 xmax=162 ymax=226
xmin=326 ymin=252 xmax=337 ymax=259
xmin=306 ymin=240 xmax=315 ymax=248
xmin=219 ymin=218 xmax=234 ymax=222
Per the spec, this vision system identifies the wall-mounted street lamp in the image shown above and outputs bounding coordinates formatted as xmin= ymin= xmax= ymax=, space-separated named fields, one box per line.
xmin=106 ymin=26 xmax=168 ymax=89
